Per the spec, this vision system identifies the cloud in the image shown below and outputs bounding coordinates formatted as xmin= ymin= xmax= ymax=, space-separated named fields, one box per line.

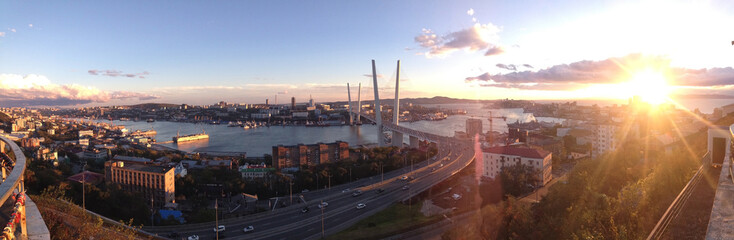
xmin=467 ymin=8 xmax=474 ymax=16
xmin=465 ymin=53 xmax=734 ymax=90
xmin=522 ymin=64 xmax=534 ymax=69
xmin=0 ymin=32 xmax=4 ymax=37
xmin=28 ymin=24 xmax=32 ymax=28
xmin=484 ymin=46 xmax=505 ymax=56
xmin=277 ymin=90 xmax=288 ymax=94
xmin=415 ymin=23 xmax=504 ymax=58
xmin=0 ymin=74 xmax=157 ymax=107
xmin=88 ymin=69 xmax=150 ymax=78
xmin=496 ymin=64 xmax=517 ymax=71
xmin=10 ymin=28 xmax=15 ymax=33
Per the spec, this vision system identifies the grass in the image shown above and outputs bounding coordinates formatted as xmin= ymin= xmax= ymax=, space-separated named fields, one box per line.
xmin=328 ymin=202 xmax=441 ymax=240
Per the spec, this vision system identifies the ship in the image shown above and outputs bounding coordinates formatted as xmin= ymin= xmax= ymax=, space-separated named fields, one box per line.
xmin=131 ymin=129 xmax=157 ymax=137
xmin=173 ymin=130 xmax=209 ymax=143
xmin=147 ymin=118 xmax=155 ymax=122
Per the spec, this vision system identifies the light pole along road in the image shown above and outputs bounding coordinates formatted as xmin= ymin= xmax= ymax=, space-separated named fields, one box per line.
xmin=144 ymin=137 xmax=475 ymax=240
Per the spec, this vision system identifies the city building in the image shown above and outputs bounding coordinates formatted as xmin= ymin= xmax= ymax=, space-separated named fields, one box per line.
xmin=240 ymin=163 xmax=274 ymax=179
xmin=20 ymin=137 xmax=40 ymax=148
xmin=481 ymin=145 xmax=552 ymax=186
xmin=78 ymin=130 xmax=94 ymax=138
xmin=104 ymin=161 xmax=175 ymax=209
xmin=592 ymin=122 xmax=619 ymax=158
xmin=272 ymin=141 xmax=349 ymax=169
xmin=466 ymin=118 xmax=483 ymax=138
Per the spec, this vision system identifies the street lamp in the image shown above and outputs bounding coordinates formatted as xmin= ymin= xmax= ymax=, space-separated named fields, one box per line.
xmin=321 ymin=200 xmax=325 ymax=238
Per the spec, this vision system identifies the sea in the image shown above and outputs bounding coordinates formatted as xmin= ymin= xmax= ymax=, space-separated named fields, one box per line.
xmin=91 ymin=99 xmax=733 ymax=157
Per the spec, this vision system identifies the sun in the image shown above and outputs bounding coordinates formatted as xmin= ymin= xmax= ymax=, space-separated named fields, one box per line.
xmin=626 ymin=70 xmax=671 ymax=105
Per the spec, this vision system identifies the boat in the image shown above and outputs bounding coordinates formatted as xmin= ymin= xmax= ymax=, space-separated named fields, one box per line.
xmin=146 ymin=118 xmax=155 ymax=122
xmin=173 ymin=130 xmax=209 ymax=143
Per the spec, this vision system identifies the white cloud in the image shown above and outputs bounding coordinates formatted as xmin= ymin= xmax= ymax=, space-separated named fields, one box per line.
xmin=0 ymin=74 xmax=158 ymax=107
xmin=10 ymin=28 xmax=15 ymax=33
xmin=467 ymin=8 xmax=475 ymax=16
xmin=414 ymin=23 xmax=504 ymax=58
xmin=88 ymin=69 xmax=150 ymax=78
xmin=28 ymin=24 xmax=33 ymax=28
xmin=0 ymin=32 xmax=5 ymax=37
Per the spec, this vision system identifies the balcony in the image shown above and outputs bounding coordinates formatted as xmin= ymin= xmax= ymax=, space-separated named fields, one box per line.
xmin=0 ymin=136 xmax=50 ymax=240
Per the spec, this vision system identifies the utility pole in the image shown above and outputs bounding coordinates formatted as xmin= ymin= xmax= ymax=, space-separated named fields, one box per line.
xmin=151 ymin=196 xmax=154 ymax=227
xmin=215 ymin=198 xmax=219 ymax=240
xmin=381 ymin=161 xmax=384 ymax=184
xmin=82 ymin=162 xmax=87 ymax=211
xmin=289 ymin=179 xmax=293 ymax=205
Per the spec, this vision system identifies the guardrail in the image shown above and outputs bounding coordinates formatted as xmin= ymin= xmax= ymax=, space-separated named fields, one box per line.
xmin=646 ymin=151 xmax=710 ymax=240
xmin=0 ymin=136 xmax=29 ymax=240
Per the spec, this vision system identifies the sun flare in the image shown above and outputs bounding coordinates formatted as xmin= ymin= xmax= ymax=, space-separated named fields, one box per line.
xmin=626 ymin=70 xmax=671 ymax=105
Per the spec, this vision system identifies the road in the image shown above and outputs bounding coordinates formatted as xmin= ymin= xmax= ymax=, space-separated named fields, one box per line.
xmin=144 ymin=137 xmax=475 ymax=240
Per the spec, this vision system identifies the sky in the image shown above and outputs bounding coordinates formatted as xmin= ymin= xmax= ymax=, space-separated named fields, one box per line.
xmin=1 ymin=0 xmax=734 ymax=107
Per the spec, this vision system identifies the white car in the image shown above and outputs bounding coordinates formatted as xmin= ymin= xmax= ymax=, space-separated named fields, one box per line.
xmin=452 ymin=193 xmax=462 ymax=200
xmin=243 ymin=225 xmax=255 ymax=233
xmin=341 ymin=188 xmax=351 ymax=193
xmin=187 ymin=235 xmax=199 ymax=240
xmin=356 ymin=203 xmax=366 ymax=209
xmin=318 ymin=202 xmax=329 ymax=209
xmin=213 ymin=225 xmax=225 ymax=232
xmin=400 ymin=176 xmax=409 ymax=181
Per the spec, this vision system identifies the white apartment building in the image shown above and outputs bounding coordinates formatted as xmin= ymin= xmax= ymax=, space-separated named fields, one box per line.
xmin=482 ymin=145 xmax=552 ymax=186
xmin=592 ymin=123 xmax=619 ymax=159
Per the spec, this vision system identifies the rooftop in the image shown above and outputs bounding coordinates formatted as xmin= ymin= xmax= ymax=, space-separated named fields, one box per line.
xmin=483 ymin=145 xmax=551 ymax=159
xmin=113 ymin=161 xmax=172 ymax=173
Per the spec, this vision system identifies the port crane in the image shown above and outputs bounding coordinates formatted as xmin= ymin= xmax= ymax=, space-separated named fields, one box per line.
xmin=488 ymin=111 xmax=507 ymax=146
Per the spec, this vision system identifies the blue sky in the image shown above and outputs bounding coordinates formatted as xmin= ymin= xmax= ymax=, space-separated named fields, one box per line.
xmin=1 ymin=0 xmax=734 ymax=107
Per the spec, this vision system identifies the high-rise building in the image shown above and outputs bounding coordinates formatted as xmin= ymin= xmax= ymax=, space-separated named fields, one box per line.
xmin=291 ymin=97 xmax=296 ymax=109
xmin=592 ymin=122 xmax=619 ymax=158
xmin=466 ymin=118 xmax=483 ymax=138
xmin=104 ymin=161 xmax=175 ymax=208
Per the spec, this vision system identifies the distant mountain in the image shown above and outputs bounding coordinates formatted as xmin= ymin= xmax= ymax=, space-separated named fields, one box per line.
xmin=127 ymin=103 xmax=180 ymax=109
xmin=674 ymin=94 xmax=734 ymax=99
xmin=329 ymin=96 xmax=495 ymax=106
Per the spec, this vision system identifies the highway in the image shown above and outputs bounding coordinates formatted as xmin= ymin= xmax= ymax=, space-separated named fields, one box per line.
xmin=144 ymin=137 xmax=475 ymax=240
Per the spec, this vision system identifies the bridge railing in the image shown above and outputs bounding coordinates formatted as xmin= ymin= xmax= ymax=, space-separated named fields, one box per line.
xmin=646 ymin=151 xmax=710 ymax=240
xmin=0 ymin=135 xmax=49 ymax=240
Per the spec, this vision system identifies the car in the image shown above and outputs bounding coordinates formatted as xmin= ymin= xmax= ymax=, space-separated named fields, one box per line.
xmin=318 ymin=202 xmax=329 ymax=208
xmin=452 ymin=193 xmax=462 ymax=200
xmin=376 ymin=188 xmax=385 ymax=194
xmin=356 ymin=203 xmax=366 ymax=209
xmin=243 ymin=225 xmax=254 ymax=233
xmin=187 ymin=235 xmax=199 ymax=240
xmin=341 ymin=188 xmax=351 ymax=193
xmin=214 ymin=225 xmax=225 ymax=232
xmin=400 ymin=176 xmax=409 ymax=181
xmin=351 ymin=190 xmax=363 ymax=197
xmin=402 ymin=185 xmax=410 ymax=190
xmin=301 ymin=189 xmax=310 ymax=193
xmin=301 ymin=207 xmax=310 ymax=213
